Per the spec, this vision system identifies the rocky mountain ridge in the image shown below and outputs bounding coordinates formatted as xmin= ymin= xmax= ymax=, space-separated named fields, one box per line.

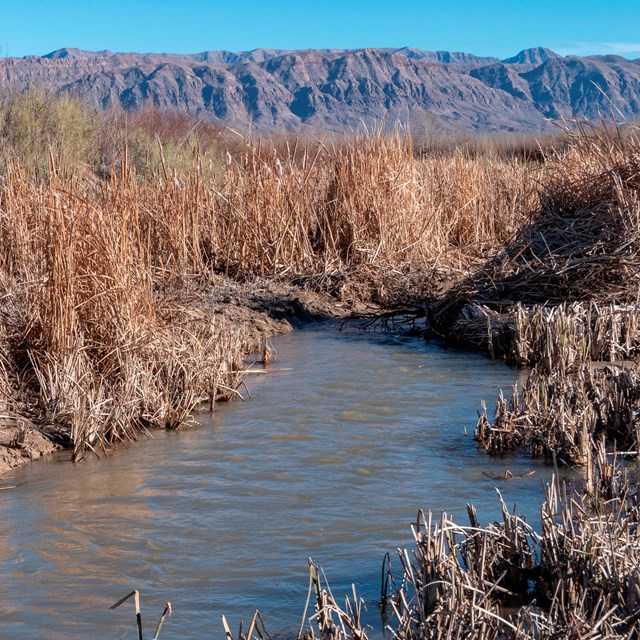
xmin=2 ymin=46 xmax=640 ymax=133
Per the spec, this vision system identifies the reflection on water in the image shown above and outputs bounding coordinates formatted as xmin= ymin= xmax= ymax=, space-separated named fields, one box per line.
xmin=0 ymin=324 xmax=553 ymax=639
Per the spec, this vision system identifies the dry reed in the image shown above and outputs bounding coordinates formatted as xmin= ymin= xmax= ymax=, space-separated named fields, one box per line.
xmin=0 ymin=159 xmax=247 ymax=459
xmin=306 ymin=455 xmax=640 ymax=640
xmin=0 ymin=112 xmax=542 ymax=459
xmin=509 ymin=302 xmax=640 ymax=370
xmin=208 ymin=130 xmax=533 ymax=289
xmin=476 ymin=362 xmax=640 ymax=465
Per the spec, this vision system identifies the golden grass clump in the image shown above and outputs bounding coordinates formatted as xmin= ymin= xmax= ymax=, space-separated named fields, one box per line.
xmin=323 ymin=133 xmax=424 ymax=267
xmin=209 ymin=131 xmax=535 ymax=300
xmin=212 ymin=141 xmax=327 ymax=278
xmin=0 ymin=162 xmax=246 ymax=459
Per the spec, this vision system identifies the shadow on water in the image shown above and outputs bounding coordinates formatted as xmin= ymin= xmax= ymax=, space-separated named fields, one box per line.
xmin=0 ymin=322 xmax=561 ymax=639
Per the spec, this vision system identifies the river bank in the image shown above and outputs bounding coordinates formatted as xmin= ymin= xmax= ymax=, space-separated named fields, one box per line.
xmin=0 ymin=275 xmax=376 ymax=477
xmin=1 ymin=101 xmax=640 ymax=636
xmin=1 ymin=120 xmax=639 ymax=481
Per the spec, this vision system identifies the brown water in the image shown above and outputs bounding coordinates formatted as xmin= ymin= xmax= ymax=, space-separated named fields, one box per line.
xmin=0 ymin=323 xmax=552 ymax=639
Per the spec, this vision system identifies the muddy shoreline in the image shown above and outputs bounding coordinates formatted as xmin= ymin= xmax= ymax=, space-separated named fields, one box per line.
xmin=0 ymin=275 xmax=376 ymax=479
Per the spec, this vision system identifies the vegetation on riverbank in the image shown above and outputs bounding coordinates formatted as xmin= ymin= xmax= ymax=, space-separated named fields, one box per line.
xmin=305 ymin=452 xmax=640 ymax=640
xmin=1 ymin=90 xmax=640 ymax=638
xmin=297 ymin=127 xmax=640 ymax=638
xmin=0 ymin=90 xmax=541 ymax=466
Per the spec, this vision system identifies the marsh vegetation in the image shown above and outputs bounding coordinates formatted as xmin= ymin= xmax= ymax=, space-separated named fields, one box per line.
xmin=1 ymin=89 xmax=639 ymax=638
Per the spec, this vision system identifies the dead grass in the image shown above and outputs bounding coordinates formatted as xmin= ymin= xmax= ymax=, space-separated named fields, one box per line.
xmin=0 ymin=120 xmax=537 ymax=457
xmin=379 ymin=466 xmax=640 ymax=639
xmin=210 ymin=130 xmax=535 ymax=296
xmin=436 ymin=124 xmax=640 ymax=315
xmin=2 ymin=98 xmax=640 ymax=638
xmin=0 ymin=162 xmax=246 ymax=459
xmin=290 ymin=454 xmax=640 ymax=640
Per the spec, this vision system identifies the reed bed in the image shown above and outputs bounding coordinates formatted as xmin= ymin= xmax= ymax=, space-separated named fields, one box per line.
xmin=429 ymin=124 xmax=640 ymax=351
xmin=210 ymin=132 xmax=534 ymax=291
xmin=0 ymin=125 xmax=537 ymax=457
xmin=294 ymin=450 xmax=639 ymax=640
xmin=471 ymin=125 xmax=640 ymax=307
xmin=376 ymin=465 xmax=640 ymax=639
xmin=476 ymin=362 xmax=640 ymax=464
xmin=0 ymin=162 xmax=247 ymax=459
xmin=469 ymin=128 xmax=640 ymax=465
xmin=509 ymin=302 xmax=640 ymax=370
xmin=425 ymin=125 xmax=640 ymax=478
xmin=427 ymin=300 xmax=640 ymax=366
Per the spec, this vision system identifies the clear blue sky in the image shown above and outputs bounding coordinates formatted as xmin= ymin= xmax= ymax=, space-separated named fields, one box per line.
xmin=3 ymin=0 xmax=640 ymax=60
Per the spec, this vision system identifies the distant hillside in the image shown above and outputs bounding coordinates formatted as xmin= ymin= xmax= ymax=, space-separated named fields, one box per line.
xmin=502 ymin=47 xmax=561 ymax=65
xmin=2 ymin=46 xmax=640 ymax=133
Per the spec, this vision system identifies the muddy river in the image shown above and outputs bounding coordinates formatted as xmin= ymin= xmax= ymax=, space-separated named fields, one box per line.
xmin=0 ymin=323 xmax=554 ymax=639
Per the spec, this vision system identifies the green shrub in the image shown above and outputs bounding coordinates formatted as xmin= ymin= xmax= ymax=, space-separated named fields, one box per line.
xmin=0 ymin=88 xmax=99 ymax=175
xmin=100 ymin=108 xmax=224 ymax=182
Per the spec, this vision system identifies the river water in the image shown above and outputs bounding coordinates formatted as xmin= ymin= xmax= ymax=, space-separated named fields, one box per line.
xmin=0 ymin=323 xmax=553 ymax=639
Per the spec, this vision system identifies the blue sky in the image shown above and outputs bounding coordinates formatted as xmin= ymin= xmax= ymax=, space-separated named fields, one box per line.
xmin=2 ymin=0 xmax=640 ymax=60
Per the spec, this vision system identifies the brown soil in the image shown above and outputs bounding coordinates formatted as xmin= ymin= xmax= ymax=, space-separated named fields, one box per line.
xmin=0 ymin=420 xmax=63 ymax=476
xmin=0 ymin=275 xmax=372 ymax=479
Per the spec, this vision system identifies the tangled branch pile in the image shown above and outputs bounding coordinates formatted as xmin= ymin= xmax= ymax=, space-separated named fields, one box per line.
xmin=456 ymin=126 xmax=640 ymax=308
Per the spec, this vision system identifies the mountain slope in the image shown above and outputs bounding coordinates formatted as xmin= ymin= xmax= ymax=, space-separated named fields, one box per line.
xmin=502 ymin=47 xmax=561 ymax=65
xmin=1 ymin=46 xmax=639 ymax=133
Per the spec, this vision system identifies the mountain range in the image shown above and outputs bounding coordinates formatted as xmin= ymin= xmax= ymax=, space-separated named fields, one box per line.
xmin=2 ymin=46 xmax=640 ymax=133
